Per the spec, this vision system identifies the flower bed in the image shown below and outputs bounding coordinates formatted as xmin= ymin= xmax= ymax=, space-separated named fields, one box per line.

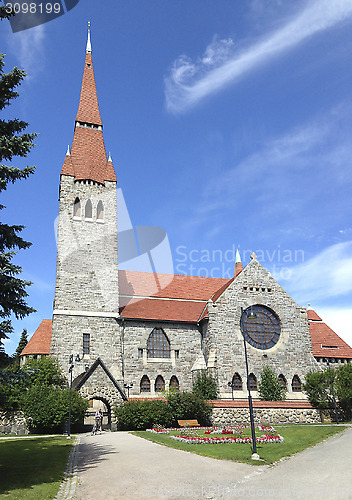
xmin=170 ymin=433 xmax=284 ymax=444
xmin=146 ymin=425 xmax=284 ymax=444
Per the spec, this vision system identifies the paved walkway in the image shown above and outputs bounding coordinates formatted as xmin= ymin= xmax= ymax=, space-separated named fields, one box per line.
xmin=73 ymin=428 xmax=352 ymax=500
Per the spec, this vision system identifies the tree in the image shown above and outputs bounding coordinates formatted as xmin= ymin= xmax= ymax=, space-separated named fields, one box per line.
xmin=15 ymin=328 xmax=28 ymax=358
xmin=192 ymin=370 xmax=218 ymax=400
xmin=258 ymin=365 xmax=286 ymax=401
xmin=335 ymin=364 xmax=352 ymax=420
xmin=303 ymin=370 xmax=332 ymax=410
xmin=0 ymin=50 xmax=37 ymax=348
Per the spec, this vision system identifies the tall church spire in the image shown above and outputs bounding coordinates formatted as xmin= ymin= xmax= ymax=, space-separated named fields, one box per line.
xmin=61 ymin=23 xmax=116 ymax=184
xmin=75 ymin=22 xmax=102 ymax=127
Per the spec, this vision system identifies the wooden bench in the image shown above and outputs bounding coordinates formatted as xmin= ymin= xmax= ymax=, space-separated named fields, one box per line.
xmin=177 ymin=419 xmax=200 ymax=427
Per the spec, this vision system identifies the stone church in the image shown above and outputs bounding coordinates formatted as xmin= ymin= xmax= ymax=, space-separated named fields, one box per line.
xmin=21 ymin=28 xmax=352 ymax=422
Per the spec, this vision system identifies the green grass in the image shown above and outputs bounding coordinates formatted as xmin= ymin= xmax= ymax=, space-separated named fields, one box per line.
xmin=133 ymin=425 xmax=347 ymax=465
xmin=0 ymin=436 xmax=74 ymax=499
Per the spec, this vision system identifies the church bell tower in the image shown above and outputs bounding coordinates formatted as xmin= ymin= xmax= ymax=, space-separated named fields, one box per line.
xmin=50 ymin=24 xmax=122 ymax=384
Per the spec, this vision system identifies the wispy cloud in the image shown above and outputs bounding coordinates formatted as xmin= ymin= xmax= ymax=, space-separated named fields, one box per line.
xmin=281 ymin=241 xmax=352 ymax=301
xmin=7 ymin=25 xmax=46 ymax=78
xmin=165 ymin=0 xmax=352 ymax=113
xmin=187 ymin=104 xmax=352 ymax=233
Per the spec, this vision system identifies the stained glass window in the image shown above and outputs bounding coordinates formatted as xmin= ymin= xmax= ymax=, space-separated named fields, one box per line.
xmin=240 ymin=305 xmax=281 ymax=350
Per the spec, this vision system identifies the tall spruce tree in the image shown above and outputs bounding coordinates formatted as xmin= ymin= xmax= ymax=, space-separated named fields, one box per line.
xmin=15 ymin=328 xmax=28 ymax=357
xmin=0 ymin=42 xmax=37 ymax=348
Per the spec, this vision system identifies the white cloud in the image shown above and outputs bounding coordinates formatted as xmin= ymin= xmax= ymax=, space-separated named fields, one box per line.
xmin=165 ymin=0 xmax=352 ymax=113
xmin=8 ymin=25 xmax=45 ymax=78
xmin=280 ymin=241 xmax=352 ymax=301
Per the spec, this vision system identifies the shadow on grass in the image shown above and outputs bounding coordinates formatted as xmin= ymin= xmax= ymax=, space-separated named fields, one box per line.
xmin=0 ymin=435 xmax=115 ymax=498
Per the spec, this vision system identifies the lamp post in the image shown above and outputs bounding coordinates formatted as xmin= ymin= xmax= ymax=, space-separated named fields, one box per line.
xmin=324 ymin=358 xmax=339 ymax=424
xmin=240 ymin=307 xmax=260 ymax=460
xmin=124 ymin=382 xmax=133 ymax=398
xmin=67 ymin=354 xmax=81 ymax=438
xmin=227 ymin=380 xmax=235 ymax=400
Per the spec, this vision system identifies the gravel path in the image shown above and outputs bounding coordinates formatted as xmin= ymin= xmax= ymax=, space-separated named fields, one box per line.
xmin=72 ymin=427 xmax=352 ymax=499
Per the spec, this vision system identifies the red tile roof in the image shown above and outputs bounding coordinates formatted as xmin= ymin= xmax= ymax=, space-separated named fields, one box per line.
xmin=21 ymin=320 xmax=52 ymax=356
xmin=119 ymin=270 xmax=230 ymax=322
xmin=308 ymin=310 xmax=352 ymax=359
xmin=61 ymin=49 xmax=116 ymax=184
xmin=76 ymin=52 xmax=102 ymax=126
xmin=119 ymin=270 xmax=229 ymax=301
xmin=61 ymin=127 xmax=117 ymax=184
xmin=307 ymin=309 xmax=322 ymax=321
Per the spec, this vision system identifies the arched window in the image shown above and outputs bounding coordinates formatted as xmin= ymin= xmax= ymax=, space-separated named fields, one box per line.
xmin=248 ymin=373 xmax=257 ymax=391
xmin=97 ymin=200 xmax=104 ymax=220
xmin=147 ymin=328 xmax=171 ymax=358
xmin=73 ymin=197 xmax=81 ymax=218
xmin=292 ymin=375 xmax=302 ymax=392
xmin=155 ymin=375 xmax=165 ymax=392
xmin=232 ymin=372 xmax=242 ymax=391
xmin=169 ymin=375 xmax=179 ymax=391
xmin=85 ymin=199 xmax=92 ymax=219
xmin=278 ymin=374 xmax=287 ymax=390
xmin=140 ymin=375 xmax=150 ymax=393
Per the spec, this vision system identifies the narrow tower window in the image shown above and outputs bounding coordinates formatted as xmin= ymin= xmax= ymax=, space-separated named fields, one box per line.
xmin=97 ymin=200 xmax=104 ymax=221
xmin=83 ymin=333 xmax=90 ymax=355
xmin=73 ymin=197 xmax=81 ymax=218
xmin=85 ymin=199 xmax=92 ymax=219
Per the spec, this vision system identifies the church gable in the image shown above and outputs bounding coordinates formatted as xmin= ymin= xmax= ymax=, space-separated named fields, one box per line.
xmin=73 ymin=358 xmax=127 ymax=404
xmin=205 ymin=254 xmax=318 ymax=398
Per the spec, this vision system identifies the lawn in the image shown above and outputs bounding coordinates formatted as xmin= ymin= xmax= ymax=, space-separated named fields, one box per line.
xmin=133 ymin=425 xmax=347 ymax=465
xmin=0 ymin=436 xmax=74 ymax=499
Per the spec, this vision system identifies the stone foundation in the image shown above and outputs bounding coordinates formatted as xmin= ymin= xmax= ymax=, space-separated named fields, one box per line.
xmin=0 ymin=411 xmax=29 ymax=435
xmin=211 ymin=405 xmax=321 ymax=425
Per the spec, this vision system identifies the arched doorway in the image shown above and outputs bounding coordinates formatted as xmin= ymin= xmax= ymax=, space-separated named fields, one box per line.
xmin=84 ymin=397 xmax=112 ymax=431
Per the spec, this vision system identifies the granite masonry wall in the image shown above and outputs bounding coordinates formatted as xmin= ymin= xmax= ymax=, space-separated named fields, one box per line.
xmin=204 ymin=257 xmax=320 ymax=399
xmin=211 ymin=406 xmax=321 ymax=425
xmin=122 ymin=320 xmax=204 ymax=396
xmin=0 ymin=411 xmax=29 ymax=435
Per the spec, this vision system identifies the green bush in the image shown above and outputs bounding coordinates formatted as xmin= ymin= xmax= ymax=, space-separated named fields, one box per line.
xmin=258 ymin=365 xmax=286 ymax=401
xmin=20 ymin=384 xmax=89 ymax=433
xmin=167 ymin=391 xmax=212 ymax=425
xmin=192 ymin=370 xmax=218 ymax=400
xmin=114 ymin=399 xmax=174 ymax=430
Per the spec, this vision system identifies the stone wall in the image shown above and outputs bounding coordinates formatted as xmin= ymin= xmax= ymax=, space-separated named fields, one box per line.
xmin=211 ymin=406 xmax=321 ymax=425
xmin=0 ymin=411 xmax=29 ymax=435
xmin=123 ymin=320 xmax=203 ymax=396
xmin=205 ymin=257 xmax=320 ymax=398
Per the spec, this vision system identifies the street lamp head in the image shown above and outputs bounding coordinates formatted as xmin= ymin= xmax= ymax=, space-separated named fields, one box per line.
xmin=247 ymin=306 xmax=257 ymax=320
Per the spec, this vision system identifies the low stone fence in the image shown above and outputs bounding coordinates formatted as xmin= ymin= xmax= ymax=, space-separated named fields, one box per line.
xmin=0 ymin=411 xmax=29 ymax=435
xmin=210 ymin=400 xmax=321 ymax=425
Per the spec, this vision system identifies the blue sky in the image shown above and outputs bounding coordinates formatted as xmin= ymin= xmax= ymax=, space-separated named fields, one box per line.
xmin=1 ymin=0 xmax=352 ymax=354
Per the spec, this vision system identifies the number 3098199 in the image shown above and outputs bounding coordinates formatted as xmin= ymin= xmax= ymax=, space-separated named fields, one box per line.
xmin=5 ymin=3 xmax=62 ymax=15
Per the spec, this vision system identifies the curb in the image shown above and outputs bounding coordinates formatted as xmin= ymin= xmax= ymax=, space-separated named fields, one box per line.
xmin=55 ymin=436 xmax=81 ymax=500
